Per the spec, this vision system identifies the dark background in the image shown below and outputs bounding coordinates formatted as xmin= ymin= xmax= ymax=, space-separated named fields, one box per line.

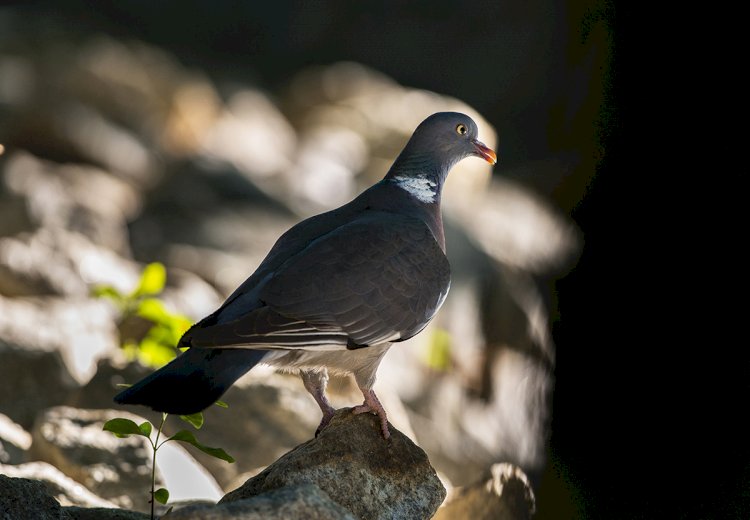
xmin=2 ymin=1 xmax=747 ymax=518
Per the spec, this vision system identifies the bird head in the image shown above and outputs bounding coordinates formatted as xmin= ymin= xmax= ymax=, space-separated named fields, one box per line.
xmin=386 ymin=112 xmax=497 ymax=187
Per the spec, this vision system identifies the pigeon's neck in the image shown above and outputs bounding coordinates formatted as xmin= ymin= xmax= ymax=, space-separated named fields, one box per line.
xmin=384 ymin=150 xmax=449 ymax=205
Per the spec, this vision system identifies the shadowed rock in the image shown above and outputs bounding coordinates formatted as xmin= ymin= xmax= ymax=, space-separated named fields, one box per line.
xmin=167 ymin=484 xmax=355 ymax=520
xmin=433 ymin=463 xmax=535 ymax=520
xmin=221 ymin=409 xmax=445 ymax=520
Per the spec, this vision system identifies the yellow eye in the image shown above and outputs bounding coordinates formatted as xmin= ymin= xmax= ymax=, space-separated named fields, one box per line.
xmin=456 ymin=124 xmax=467 ymax=135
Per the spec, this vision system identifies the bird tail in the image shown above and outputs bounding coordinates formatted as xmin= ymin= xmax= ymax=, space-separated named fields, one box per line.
xmin=114 ymin=348 xmax=266 ymax=415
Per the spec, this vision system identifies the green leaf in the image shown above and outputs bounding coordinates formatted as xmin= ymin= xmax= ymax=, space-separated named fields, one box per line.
xmin=103 ymin=418 xmax=147 ymax=438
xmin=422 ymin=328 xmax=452 ymax=372
xmin=137 ymin=337 xmax=178 ymax=368
xmin=168 ymin=430 xmax=235 ymax=463
xmin=133 ymin=262 xmax=166 ymax=297
xmin=214 ymin=400 xmax=229 ymax=408
xmin=136 ymin=298 xmax=170 ymax=322
xmin=91 ymin=285 xmax=124 ymax=302
xmin=154 ymin=487 xmax=169 ymax=504
xmin=138 ymin=421 xmax=153 ymax=437
xmin=179 ymin=412 xmax=204 ymax=430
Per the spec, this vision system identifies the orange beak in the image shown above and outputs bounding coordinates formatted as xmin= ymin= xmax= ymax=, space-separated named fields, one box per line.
xmin=472 ymin=139 xmax=497 ymax=165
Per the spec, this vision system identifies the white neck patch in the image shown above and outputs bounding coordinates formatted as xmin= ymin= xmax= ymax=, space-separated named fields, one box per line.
xmin=392 ymin=175 xmax=437 ymax=203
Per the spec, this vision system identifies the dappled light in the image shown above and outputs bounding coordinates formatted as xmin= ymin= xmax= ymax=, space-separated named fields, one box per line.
xmin=0 ymin=5 xmax=602 ymax=517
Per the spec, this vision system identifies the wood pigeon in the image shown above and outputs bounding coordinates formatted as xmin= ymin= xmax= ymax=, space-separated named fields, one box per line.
xmin=115 ymin=112 xmax=497 ymax=438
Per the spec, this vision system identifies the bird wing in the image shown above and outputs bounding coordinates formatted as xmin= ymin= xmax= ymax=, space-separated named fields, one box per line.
xmin=187 ymin=211 xmax=450 ymax=349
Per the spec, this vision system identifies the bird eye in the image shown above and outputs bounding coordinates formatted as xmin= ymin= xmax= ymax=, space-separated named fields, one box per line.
xmin=456 ymin=124 xmax=467 ymax=135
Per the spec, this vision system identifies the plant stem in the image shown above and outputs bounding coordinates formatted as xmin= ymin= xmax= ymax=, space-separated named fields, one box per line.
xmin=151 ymin=413 xmax=167 ymax=520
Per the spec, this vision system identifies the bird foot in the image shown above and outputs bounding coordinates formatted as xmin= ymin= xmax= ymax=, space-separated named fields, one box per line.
xmin=352 ymin=389 xmax=390 ymax=439
xmin=315 ymin=409 xmax=336 ymax=437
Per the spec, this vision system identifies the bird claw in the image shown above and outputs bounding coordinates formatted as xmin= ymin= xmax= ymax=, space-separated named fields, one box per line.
xmin=352 ymin=390 xmax=390 ymax=439
xmin=314 ymin=411 xmax=335 ymax=437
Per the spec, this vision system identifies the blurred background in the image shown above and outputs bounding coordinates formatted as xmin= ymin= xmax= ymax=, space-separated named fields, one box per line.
xmin=7 ymin=2 xmax=739 ymax=519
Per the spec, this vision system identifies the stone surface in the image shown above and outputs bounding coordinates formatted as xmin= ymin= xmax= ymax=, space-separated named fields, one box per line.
xmin=1 ymin=151 xmax=141 ymax=255
xmin=185 ymin=372 xmax=323 ymax=490
xmin=0 ymin=413 xmax=31 ymax=464
xmin=169 ymin=484 xmax=355 ymax=520
xmin=62 ymin=507 xmax=149 ymax=520
xmin=432 ymin=463 xmax=535 ymax=520
xmin=28 ymin=406 xmax=224 ymax=510
xmin=0 ymin=337 xmax=78 ymax=430
xmin=28 ymin=407 xmax=159 ymax=512
xmin=221 ymin=409 xmax=446 ymax=520
xmin=0 ymin=462 xmax=116 ymax=508
xmin=0 ymin=294 xmax=119 ymax=386
xmin=0 ymin=474 xmax=72 ymax=520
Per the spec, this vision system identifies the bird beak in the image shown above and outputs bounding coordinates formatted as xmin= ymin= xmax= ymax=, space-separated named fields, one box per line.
xmin=472 ymin=139 xmax=497 ymax=165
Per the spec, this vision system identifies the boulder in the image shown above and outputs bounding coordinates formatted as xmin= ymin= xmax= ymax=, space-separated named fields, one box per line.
xmin=0 ymin=294 xmax=119 ymax=388
xmin=0 ymin=474 xmax=72 ymax=520
xmin=0 ymin=462 xmax=115 ymax=508
xmin=221 ymin=409 xmax=445 ymax=520
xmin=28 ymin=407 xmax=160 ymax=512
xmin=0 ymin=337 xmax=78 ymax=430
xmin=62 ymin=507 xmax=149 ymax=520
xmin=0 ymin=413 xmax=31 ymax=464
xmin=0 ymin=151 xmax=141 ymax=255
xmin=167 ymin=484 xmax=355 ymax=520
xmin=432 ymin=463 xmax=535 ymax=520
xmin=28 ymin=406 xmax=223 ymax=511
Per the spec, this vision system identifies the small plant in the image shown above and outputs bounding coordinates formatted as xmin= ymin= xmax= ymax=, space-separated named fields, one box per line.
xmin=96 ymin=262 xmax=234 ymax=518
xmin=103 ymin=406 xmax=234 ymax=519
xmin=93 ymin=262 xmax=192 ymax=367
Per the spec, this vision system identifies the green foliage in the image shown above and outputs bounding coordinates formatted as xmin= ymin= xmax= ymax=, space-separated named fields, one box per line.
xmin=103 ymin=410 xmax=233 ymax=519
xmin=168 ymin=430 xmax=235 ymax=463
xmin=153 ymin=488 xmax=169 ymax=505
xmin=92 ymin=262 xmax=191 ymax=368
xmin=179 ymin=412 xmax=204 ymax=430
xmin=422 ymin=328 xmax=453 ymax=371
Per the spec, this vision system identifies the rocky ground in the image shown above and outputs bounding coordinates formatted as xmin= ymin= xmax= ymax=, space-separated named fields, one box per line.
xmin=0 ymin=35 xmax=576 ymax=518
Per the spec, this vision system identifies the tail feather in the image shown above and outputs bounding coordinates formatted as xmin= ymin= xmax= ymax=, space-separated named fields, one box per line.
xmin=114 ymin=348 xmax=266 ymax=415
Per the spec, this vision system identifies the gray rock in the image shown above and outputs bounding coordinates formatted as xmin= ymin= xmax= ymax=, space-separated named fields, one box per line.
xmin=28 ymin=407 xmax=159 ymax=512
xmin=0 ymin=474 xmax=72 ymax=520
xmin=167 ymin=484 xmax=355 ymax=520
xmin=28 ymin=406 xmax=224 ymax=509
xmin=221 ymin=409 xmax=446 ymax=520
xmin=432 ymin=463 xmax=536 ymax=520
xmin=0 ymin=151 xmax=141 ymax=255
xmin=0 ymin=227 xmax=139 ymax=298
xmin=0 ymin=294 xmax=119 ymax=387
xmin=0 ymin=413 xmax=31 ymax=464
xmin=62 ymin=507 xmax=149 ymax=520
xmin=0 ymin=462 xmax=116 ymax=508
xmin=0 ymin=336 xmax=78 ymax=430
xmin=185 ymin=372 xmax=323 ymax=490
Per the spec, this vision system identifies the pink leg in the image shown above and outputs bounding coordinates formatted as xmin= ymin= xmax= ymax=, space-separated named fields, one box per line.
xmin=352 ymin=388 xmax=390 ymax=439
xmin=300 ymin=370 xmax=336 ymax=436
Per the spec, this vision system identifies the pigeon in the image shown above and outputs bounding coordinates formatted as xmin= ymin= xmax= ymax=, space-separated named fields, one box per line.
xmin=115 ymin=112 xmax=497 ymax=438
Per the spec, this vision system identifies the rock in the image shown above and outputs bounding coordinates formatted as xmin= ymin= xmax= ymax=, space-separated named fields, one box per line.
xmin=0 ymin=227 xmax=140 ymax=298
xmin=186 ymin=372 xmax=323 ymax=490
xmin=0 ymin=474 xmax=72 ymax=520
xmin=28 ymin=407 xmax=160 ymax=512
xmin=0 ymin=294 xmax=120 ymax=387
xmin=28 ymin=406 xmax=224 ymax=510
xmin=221 ymin=409 xmax=445 ymax=520
xmin=0 ymin=413 xmax=31 ymax=464
xmin=168 ymin=484 xmax=355 ymax=519
xmin=0 ymin=462 xmax=116 ymax=508
xmin=62 ymin=507 xmax=149 ymax=520
xmin=0 ymin=151 xmax=141 ymax=255
xmin=0 ymin=336 xmax=78 ymax=430
xmin=432 ymin=463 xmax=536 ymax=520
